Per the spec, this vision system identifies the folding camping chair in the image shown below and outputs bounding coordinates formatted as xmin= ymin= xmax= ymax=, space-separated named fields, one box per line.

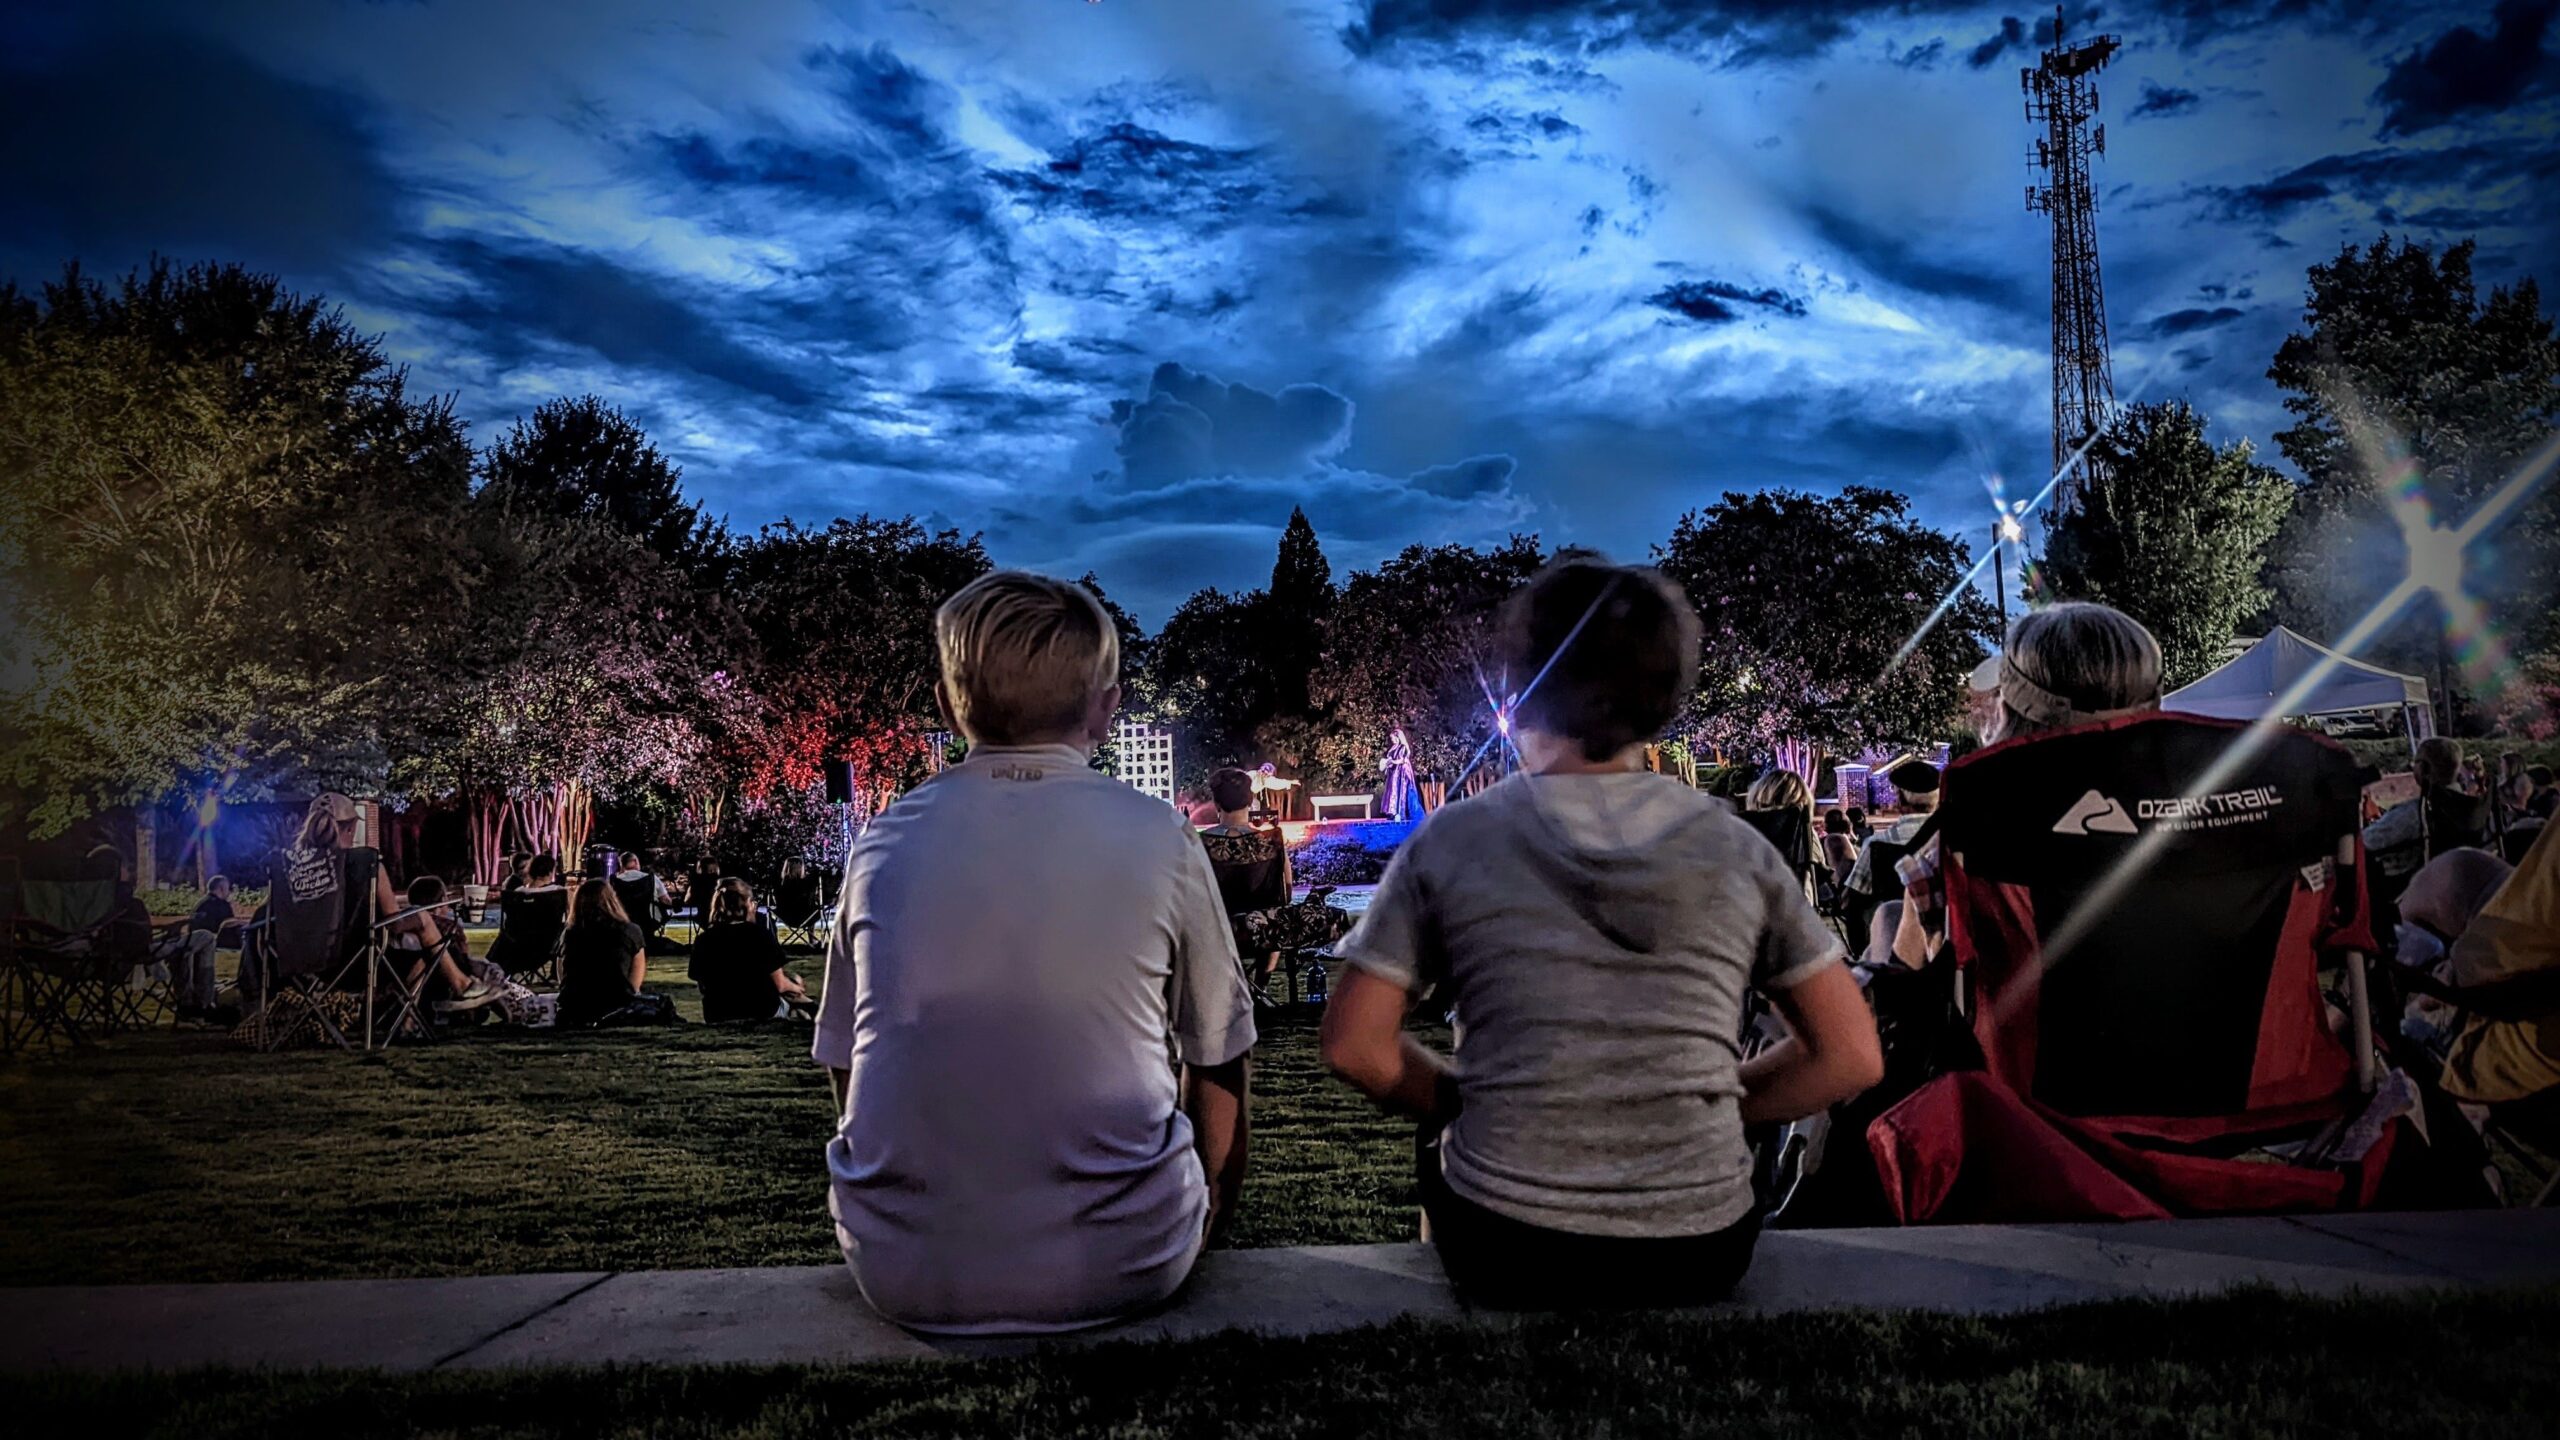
xmin=772 ymin=893 xmax=831 ymax=950
xmin=490 ymin=884 xmax=567 ymax=988
xmin=257 ymin=845 xmax=388 ymax=1052
xmin=374 ymin=899 xmax=468 ymax=1045
xmin=1865 ymin=712 xmax=2413 ymax=1223
xmin=4 ymin=863 xmax=177 ymax=1053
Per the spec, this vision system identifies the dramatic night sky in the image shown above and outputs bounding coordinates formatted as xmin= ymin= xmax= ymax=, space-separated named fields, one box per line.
xmin=5 ymin=1 xmax=2556 ymax=618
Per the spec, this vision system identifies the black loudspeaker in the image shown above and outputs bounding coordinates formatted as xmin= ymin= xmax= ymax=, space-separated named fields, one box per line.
xmin=824 ymin=760 xmax=856 ymax=804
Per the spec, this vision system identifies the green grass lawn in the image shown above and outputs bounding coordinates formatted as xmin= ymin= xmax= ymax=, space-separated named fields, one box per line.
xmin=7 ymin=1287 xmax=2555 ymax=1439
xmin=0 ymin=954 xmax=1417 ymax=1285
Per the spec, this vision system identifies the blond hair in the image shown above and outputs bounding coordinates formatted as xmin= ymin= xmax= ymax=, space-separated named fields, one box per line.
xmin=1746 ymin=769 xmax=1812 ymax=813
xmin=935 ymin=571 xmax=1119 ymax=745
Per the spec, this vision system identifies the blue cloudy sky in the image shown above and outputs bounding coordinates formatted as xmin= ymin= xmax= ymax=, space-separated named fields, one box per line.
xmin=4 ymin=1 xmax=2556 ymax=619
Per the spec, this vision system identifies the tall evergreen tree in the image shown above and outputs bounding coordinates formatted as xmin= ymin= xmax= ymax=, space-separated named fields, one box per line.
xmin=1263 ymin=506 xmax=1336 ymax=717
xmin=2038 ymin=401 xmax=2294 ymax=689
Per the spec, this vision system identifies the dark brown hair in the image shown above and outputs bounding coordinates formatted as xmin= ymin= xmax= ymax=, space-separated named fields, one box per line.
xmin=572 ymin=877 xmax=631 ymax=930
xmin=1207 ymin=766 xmax=1255 ymax=813
xmin=1498 ymin=557 xmax=1700 ymax=762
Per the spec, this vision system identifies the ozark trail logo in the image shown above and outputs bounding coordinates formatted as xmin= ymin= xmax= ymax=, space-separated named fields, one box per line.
xmin=2052 ymin=789 xmax=2138 ymax=836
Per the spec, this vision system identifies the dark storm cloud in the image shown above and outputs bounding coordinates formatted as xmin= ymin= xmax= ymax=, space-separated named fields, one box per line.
xmin=1966 ymin=16 xmax=2029 ymax=68
xmin=1108 ymin=362 xmax=1357 ymax=490
xmin=807 ymin=41 xmax=955 ymax=151
xmin=1346 ymin=1 xmax=1928 ymax=63
xmin=430 ymin=239 xmax=831 ymax=410
xmin=1465 ymin=108 xmax=1584 ymax=151
xmin=2146 ymin=305 xmax=2245 ymax=336
xmin=2129 ymin=80 xmax=2203 ymax=119
xmin=1408 ymin=454 xmax=1521 ymax=497
xmin=2192 ymin=143 xmax=2556 ymax=225
xmin=1896 ymin=38 xmax=1947 ymax=68
xmin=992 ymin=123 xmax=1277 ymax=226
xmin=1647 ymin=279 xmax=1809 ymax=324
xmin=0 ymin=35 xmax=402 ymax=281
xmin=659 ymin=133 xmax=890 ymax=204
xmin=1801 ymin=203 xmax=2034 ymax=315
xmin=2373 ymin=0 xmax=2558 ymax=137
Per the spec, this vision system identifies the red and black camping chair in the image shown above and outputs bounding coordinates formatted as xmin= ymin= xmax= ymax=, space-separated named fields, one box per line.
xmin=1866 ymin=712 xmax=2416 ymax=1223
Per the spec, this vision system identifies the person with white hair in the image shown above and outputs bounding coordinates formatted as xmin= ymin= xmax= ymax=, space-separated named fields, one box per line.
xmin=1891 ymin=602 xmax=2166 ymax=968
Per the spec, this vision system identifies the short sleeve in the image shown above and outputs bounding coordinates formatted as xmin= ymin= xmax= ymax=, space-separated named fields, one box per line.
xmin=1167 ymin=816 xmax=1257 ymax=1067
xmin=1754 ymin=849 xmax=1845 ymax=992
xmin=1334 ymin=835 xmax=1445 ymax=994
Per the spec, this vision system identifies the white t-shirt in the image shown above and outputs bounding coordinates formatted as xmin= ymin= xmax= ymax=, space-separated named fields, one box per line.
xmin=813 ymin=743 xmax=1256 ymax=1334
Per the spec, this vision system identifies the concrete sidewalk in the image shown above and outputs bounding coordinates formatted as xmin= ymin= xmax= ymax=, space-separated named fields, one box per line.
xmin=4 ymin=1210 xmax=2554 ymax=1373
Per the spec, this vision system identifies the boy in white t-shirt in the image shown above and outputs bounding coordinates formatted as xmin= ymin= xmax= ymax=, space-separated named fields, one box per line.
xmin=813 ymin=571 xmax=1256 ymax=1334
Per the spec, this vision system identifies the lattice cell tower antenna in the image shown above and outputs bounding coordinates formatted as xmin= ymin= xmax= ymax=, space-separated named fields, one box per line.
xmin=2023 ymin=8 xmax=2120 ymax=493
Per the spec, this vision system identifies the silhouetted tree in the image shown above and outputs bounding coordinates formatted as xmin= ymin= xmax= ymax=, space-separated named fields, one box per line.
xmin=2040 ymin=400 xmax=2293 ymax=689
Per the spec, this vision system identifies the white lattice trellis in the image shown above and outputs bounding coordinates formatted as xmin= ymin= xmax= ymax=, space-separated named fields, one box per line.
xmin=1110 ymin=717 xmax=1176 ymax=805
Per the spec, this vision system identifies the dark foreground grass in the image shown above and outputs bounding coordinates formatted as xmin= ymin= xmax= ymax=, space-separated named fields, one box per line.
xmin=8 ymin=1287 xmax=2554 ymax=1439
xmin=0 ymin=959 xmax=1414 ymax=1284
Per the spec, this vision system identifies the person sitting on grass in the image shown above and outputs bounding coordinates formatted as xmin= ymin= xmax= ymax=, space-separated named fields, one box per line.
xmin=813 ymin=570 xmax=1255 ymax=1335
xmin=555 ymin=878 xmax=675 ymax=1028
xmin=1198 ymin=765 xmax=1353 ymax=998
xmin=387 ymin=875 xmax=495 ymax=1013
xmin=1320 ymin=556 xmax=1882 ymax=1311
xmin=691 ymin=878 xmax=812 ymax=1022
xmin=488 ymin=853 xmax=568 ymax=976
xmin=611 ymin=850 xmax=668 ymax=943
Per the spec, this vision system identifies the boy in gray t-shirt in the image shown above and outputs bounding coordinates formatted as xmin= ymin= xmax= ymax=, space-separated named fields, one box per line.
xmin=1322 ymin=558 xmax=1881 ymax=1309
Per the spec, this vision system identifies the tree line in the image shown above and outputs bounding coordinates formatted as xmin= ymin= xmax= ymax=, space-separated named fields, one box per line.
xmin=1 ymin=235 xmax=2552 ymax=880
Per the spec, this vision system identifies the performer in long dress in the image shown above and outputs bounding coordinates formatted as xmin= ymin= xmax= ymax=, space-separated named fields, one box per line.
xmin=1381 ymin=726 xmax=1421 ymax=822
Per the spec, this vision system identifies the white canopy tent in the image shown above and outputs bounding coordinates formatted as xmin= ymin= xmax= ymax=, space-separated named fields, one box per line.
xmin=2164 ymin=628 xmax=2433 ymax=741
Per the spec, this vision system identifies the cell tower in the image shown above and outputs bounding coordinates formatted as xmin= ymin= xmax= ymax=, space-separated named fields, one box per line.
xmin=2022 ymin=9 xmax=2120 ymax=492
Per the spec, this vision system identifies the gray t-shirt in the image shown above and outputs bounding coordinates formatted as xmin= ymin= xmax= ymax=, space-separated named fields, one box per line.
xmin=813 ymin=744 xmax=1257 ymax=1334
xmin=1338 ymin=771 xmax=1844 ymax=1238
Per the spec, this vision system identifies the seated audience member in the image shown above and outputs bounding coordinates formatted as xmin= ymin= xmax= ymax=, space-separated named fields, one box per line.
xmin=814 ymin=570 xmax=1254 ymax=1334
xmin=1820 ymin=809 xmax=1859 ymax=888
xmin=2365 ymin=737 xmax=2493 ymax=884
xmin=610 ymin=850 xmax=668 ymax=939
xmin=691 ymin=878 xmax=812 ymax=1021
xmin=555 ymin=878 xmax=672 ymax=1027
xmin=387 ymin=875 xmax=494 ymax=1011
xmin=172 ymin=874 xmax=237 ymax=1023
xmin=488 ymin=853 xmax=569 ymax=976
xmin=1321 ymin=557 xmax=1881 ymax=1311
xmin=774 ymin=858 xmax=824 ymax=927
xmin=270 ymin=794 xmax=447 ymax=987
xmin=1844 ymin=805 xmax=1871 ymax=840
xmin=2526 ymin=765 xmax=2558 ymax=822
xmin=1891 ymin=603 xmax=2163 ymax=968
xmin=2394 ymin=849 xmax=2514 ymax=1048
xmin=1743 ymin=769 xmax=1821 ymax=904
xmin=1844 ymin=761 xmax=1939 ymax=902
xmin=499 ymin=852 xmax=532 ymax=896
xmin=1198 ymin=766 xmax=1354 ymax=992
xmin=2437 ymin=824 xmax=2560 ymax=1107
